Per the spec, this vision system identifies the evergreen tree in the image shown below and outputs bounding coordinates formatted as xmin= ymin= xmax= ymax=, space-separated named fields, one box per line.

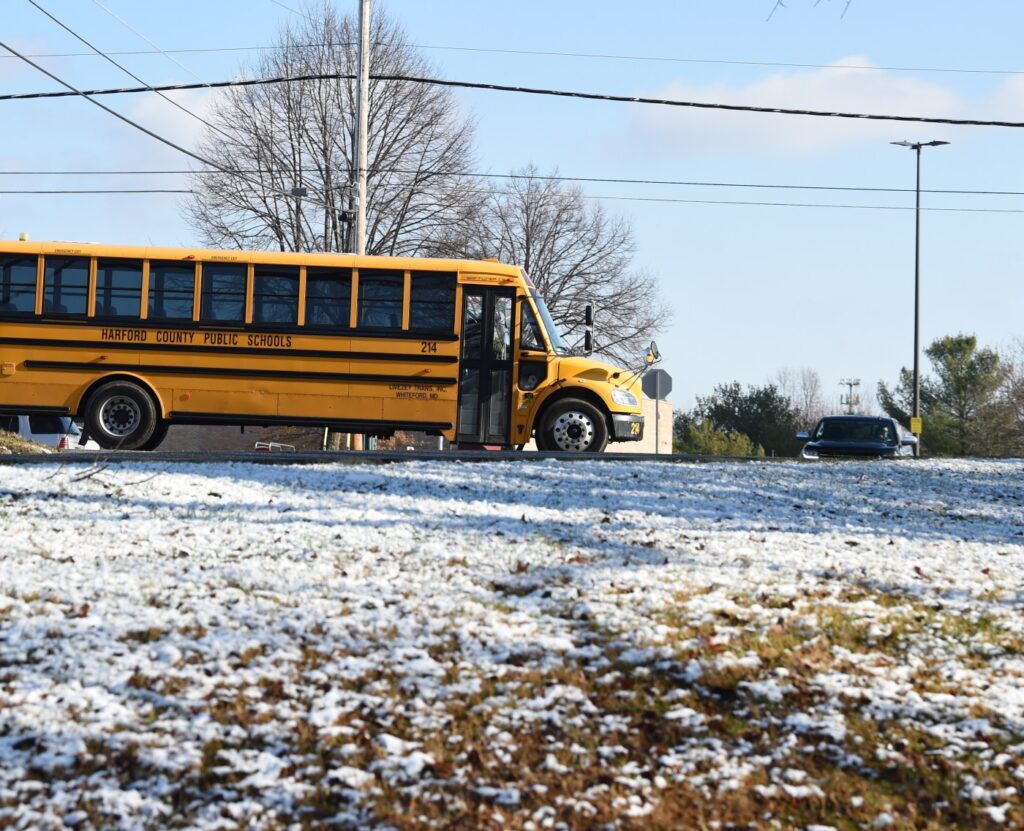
xmin=878 ymin=334 xmax=1010 ymax=456
xmin=675 ymin=418 xmax=764 ymax=456
xmin=692 ymin=382 xmax=801 ymax=457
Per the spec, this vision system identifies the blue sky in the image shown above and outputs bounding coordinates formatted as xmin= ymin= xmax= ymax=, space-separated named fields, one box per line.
xmin=3 ymin=0 xmax=1022 ymax=411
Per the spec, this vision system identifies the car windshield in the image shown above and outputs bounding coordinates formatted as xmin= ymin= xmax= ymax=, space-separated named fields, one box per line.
xmin=529 ymin=289 xmax=569 ymax=355
xmin=815 ymin=418 xmax=897 ymax=444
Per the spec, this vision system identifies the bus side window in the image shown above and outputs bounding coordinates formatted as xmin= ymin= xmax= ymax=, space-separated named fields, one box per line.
xmin=42 ymin=257 xmax=89 ymax=316
xmin=358 ymin=269 xmax=403 ymax=329
xmin=0 ymin=255 xmax=38 ymax=314
xmin=253 ymin=265 xmax=299 ymax=325
xmin=95 ymin=259 xmax=143 ymax=318
xmin=409 ymin=271 xmax=456 ymax=332
xmin=200 ymin=262 xmax=246 ymax=323
xmin=305 ymin=267 xmax=351 ymax=328
xmin=149 ymin=262 xmax=196 ymax=320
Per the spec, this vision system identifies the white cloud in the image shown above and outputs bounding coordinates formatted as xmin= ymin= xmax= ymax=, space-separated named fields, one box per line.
xmin=982 ymin=72 xmax=1024 ymax=122
xmin=631 ymin=56 xmax=965 ymax=156
xmin=120 ymin=88 xmax=217 ymax=164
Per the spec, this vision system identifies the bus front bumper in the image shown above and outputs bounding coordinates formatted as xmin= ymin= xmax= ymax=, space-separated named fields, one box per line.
xmin=611 ymin=414 xmax=644 ymax=441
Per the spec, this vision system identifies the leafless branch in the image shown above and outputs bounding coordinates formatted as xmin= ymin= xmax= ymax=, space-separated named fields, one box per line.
xmin=433 ymin=165 xmax=671 ymax=365
xmin=187 ymin=3 xmax=477 ymax=255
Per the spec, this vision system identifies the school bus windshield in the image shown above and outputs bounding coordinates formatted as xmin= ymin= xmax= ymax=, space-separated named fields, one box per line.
xmin=529 ymin=289 xmax=569 ymax=354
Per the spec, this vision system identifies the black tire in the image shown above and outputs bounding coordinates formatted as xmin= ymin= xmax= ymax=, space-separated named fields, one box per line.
xmin=85 ymin=381 xmax=158 ymax=450
xmin=536 ymin=397 xmax=609 ymax=453
xmin=140 ymin=420 xmax=169 ymax=451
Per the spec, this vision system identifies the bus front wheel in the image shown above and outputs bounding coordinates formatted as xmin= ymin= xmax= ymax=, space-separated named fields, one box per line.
xmin=536 ymin=398 xmax=609 ymax=453
xmin=85 ymin=381 xmax=158 ymax=450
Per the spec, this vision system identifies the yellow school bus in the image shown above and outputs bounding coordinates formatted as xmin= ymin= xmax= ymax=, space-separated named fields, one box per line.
xmin=0 ymin=240 xmax=646 ymax=451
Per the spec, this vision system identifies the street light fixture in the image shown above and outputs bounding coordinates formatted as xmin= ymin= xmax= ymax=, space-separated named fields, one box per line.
xmin=890 ymin=139 xmax=949 ymax=456
xmin=290 ymin=186 xmax=307 ymax=251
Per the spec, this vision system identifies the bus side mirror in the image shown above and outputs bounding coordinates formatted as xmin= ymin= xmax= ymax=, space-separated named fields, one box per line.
xmin=646 ymin=340 xmax=660 ymax=365
xmin=584 ymin=304 xmax=593 ymax=326
xmin=584 ymin=330 xmax=593 ymax=354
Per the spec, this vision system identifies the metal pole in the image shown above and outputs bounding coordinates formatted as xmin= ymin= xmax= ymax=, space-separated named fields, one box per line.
xmin=355 ymin=0 xmax=369 ymax=256
xmin=349 ymin=0 xmax=370 ymax=452
xmin=912 ymin=145 xmax=921 ymax=457
xmin=654 ymin=398 xmax=659 ymax=454
xmin=892 ymin=138 xmax=947 ymax=458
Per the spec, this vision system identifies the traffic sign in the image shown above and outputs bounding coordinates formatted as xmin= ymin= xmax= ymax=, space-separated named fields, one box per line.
xmin=642 ymin=369 xmax=672 ymax=400
xmin=910 ymin=416 xmax=922 ymax=434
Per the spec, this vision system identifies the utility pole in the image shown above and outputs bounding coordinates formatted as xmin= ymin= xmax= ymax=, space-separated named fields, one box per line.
xmin=356 ymin=0 xmax=369 ymax=257
xmin=839 ymin=378 xmax=861 ymax=415
xmin=327 ymin=3 xmax=370 ymax=454
xmin=349 ymin=0 xmax=371 ymax=452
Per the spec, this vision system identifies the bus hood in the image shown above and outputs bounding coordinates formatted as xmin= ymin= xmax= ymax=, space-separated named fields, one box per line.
xmin=556 ymin=356 xmax=642 ymax=398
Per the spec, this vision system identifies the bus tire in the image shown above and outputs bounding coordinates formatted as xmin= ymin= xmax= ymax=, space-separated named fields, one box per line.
xmin=140 ymin=419 xmax=169 ymax=451
xmin=85 ymin=381 xmax=158 ymax=451
xmin=536 ymin=397 xmax=609 ymax=453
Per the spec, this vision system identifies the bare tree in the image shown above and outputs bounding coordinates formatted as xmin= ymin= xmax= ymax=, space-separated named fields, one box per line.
xmin=435 ymin=167 xmax=670 ymax=364
xmin=186 ymin=4 xmax=476 ymax=254
xmin=767 ymin=0 xmax=853 ymax=21
xmin=775 ymin=366 xmax=828 ymax=427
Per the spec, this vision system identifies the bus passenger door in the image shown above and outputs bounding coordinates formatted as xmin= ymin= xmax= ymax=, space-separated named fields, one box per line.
xmin=456 ymin=287 xmax=515 ymax=446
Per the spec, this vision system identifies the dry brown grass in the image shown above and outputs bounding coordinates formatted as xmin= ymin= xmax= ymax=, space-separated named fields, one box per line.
xmin=0 ymin=428 xmax=51 ymax=454
xmin=8 ymin=584 xmax=1020 ymax=831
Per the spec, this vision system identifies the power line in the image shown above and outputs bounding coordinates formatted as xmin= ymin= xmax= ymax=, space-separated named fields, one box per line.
xmin=269 ymin=0 xmax=1024 ymax=80
xmin=0 ymin=38 xmax=334 ymax=212
xmin=27 ymin=0 xmax=215 ymax=138
xmin=89 ymin=0 xmax=211 ymax=87
xmin=7 ymin=41 xmax=1023 ymax=77
xmin=0 ymin=188 xmax=190 ymax=194
xmin=3 ymin=167 xmax=1024 ymax=198
xmin=4 ymin=187 xmax=1024 ymax=213
xmin=385 ymin=45 xmax=1024 ymax=78
xmin=2 ymin=167 xmax=1024 ymax=198
xmin=2 ymin=71 xmax=1022 ymax=129
xmin=79 ymin=0 xmax=316 ymax=215
xmin=586 ymin=195 xmax=1024 ymax=213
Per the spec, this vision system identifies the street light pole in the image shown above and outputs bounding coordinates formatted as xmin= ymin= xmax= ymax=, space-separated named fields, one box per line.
xmin=891 ymin=139 xmax=949 ymax=457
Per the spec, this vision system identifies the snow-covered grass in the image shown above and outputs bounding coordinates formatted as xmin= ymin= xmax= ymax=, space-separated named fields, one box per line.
xmin=0 ymin=457 xmax=1022 ymax=830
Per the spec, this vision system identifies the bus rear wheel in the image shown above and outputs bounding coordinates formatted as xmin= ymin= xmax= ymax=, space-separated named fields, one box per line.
xmin=85 ymin=381 xmax=158 ymax=450
xmin=140 ymin=419 xmax=169 ymax=451
xmin=536 ymin=398 xmax=609 ymax=453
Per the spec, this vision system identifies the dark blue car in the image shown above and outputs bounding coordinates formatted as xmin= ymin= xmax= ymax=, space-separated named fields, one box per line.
xmin=796 ymin=415 xmax=918 ymax=460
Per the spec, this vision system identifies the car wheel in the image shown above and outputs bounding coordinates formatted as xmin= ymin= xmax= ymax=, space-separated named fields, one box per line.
xmin=537 ymin=398 xmax=609 ymax=452
xmin=85 ymin=381 xmax=158 ymax=450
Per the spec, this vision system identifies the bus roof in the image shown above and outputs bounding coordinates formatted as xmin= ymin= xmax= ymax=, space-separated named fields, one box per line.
xmin=0 ymin=238 xmax=523 ymax=277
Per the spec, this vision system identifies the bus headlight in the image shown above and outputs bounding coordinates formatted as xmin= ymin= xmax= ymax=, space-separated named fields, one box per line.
xmin=611 ymin=389 xmax=637 ymax=407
